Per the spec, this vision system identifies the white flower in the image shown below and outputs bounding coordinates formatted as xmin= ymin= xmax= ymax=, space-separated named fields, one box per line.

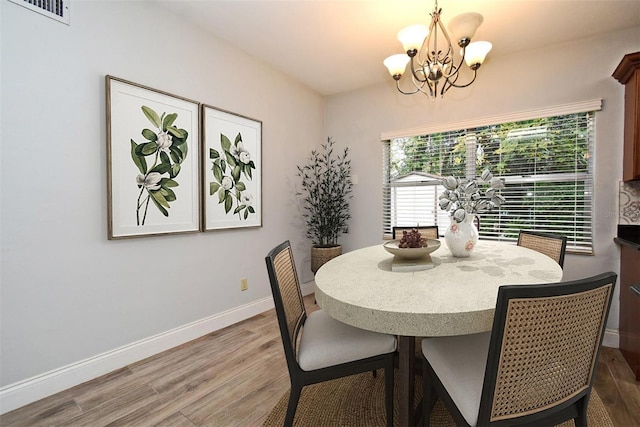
xmin=439 ymin=198 xmax=452 ymax=211
xmin=231 ymin=142 xmax=251 ymax=164
xmin=439 ymin=168 xmax=506 ymax=222
xmin=241 ymin=193 xmax=253 ymax=207
xmin=443 ymin=176 xmax=458 ymax=190
xmin=475 ymin=200 xmax=492 ymax=212
xmin=490 ymin=177 xmax=505 ymax=189
xmin=136 ymin=172 xmax=162 ymax=191
xmin=452 ymin=208 xmax=467 ymax=222
xmin=221 ymin=176 xmax=233 ymax=190
xmin=156 ymin=131 xmax=173 ymax=153
xmin=492 ymin=194 xmax=507 ymax=205
xmin=239 ymin=151 xmax=251 ymax=164
xmin=462 ymin=181 xmax=478 ymax=194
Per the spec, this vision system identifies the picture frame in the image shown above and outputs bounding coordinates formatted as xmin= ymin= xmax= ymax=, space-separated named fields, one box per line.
xmin=106 ymin=76 xmax=201 ymax=239
xmin=202 ymin=105 xmax=262 ymax=231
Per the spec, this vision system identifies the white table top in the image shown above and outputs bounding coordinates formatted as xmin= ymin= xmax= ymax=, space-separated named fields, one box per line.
xmin=314 ymin=240 xmax=564 ymax=337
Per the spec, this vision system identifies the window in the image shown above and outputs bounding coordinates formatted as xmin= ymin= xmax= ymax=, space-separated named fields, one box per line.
xmin=382 ymin=109 xmax=596 ymax=254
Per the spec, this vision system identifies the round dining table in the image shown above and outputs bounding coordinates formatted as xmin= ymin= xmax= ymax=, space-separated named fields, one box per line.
xmin=314 ymin=240 xmax=564 ymax=426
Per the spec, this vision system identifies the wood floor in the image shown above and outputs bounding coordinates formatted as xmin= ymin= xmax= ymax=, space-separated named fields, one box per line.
xmin=1 ymin=294 xmax=639 ymax=426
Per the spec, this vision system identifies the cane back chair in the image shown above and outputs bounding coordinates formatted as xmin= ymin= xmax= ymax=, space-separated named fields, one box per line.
xmin=517 ymin=230 xmax=568 ymax=268
xmin=265 ymin=241 xmax=396 ymax=426
xmin=421 ymin=272 xmax=616 ymax=427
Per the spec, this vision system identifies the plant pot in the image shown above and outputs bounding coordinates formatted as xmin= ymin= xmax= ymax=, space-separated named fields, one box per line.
xmin=311 ymin=245 xmax=342 ymax=273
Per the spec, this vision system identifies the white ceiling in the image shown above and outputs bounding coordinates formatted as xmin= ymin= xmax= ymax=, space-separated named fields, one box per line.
xmin=158 ymin=0 xmax=640 ymax=96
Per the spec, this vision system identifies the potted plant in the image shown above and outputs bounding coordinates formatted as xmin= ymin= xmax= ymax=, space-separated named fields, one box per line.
xmin=296 ymin=137 xmax=352 ymax=273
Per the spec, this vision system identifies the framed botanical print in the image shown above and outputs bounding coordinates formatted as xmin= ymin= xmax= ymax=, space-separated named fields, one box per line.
xmin=106 ymin=76 xmax=200 ymax=239
xmin=202 ymin=105 xmax=262 ymax=231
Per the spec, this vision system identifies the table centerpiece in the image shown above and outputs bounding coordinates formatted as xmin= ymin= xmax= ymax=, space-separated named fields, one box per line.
xmin=438 ymin=169 xmax=505 ymax=257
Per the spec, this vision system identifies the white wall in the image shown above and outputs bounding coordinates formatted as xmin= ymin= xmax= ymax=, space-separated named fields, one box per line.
xmin=2 ymin=0 xmax=638 ymax=413
xmin=325 ymin=26 xmax=640 ymax=335
xmin=0 ymin=0 xmax=323 ymax=409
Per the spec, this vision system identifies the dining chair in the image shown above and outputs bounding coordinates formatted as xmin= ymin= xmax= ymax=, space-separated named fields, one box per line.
xmin=265 ymin=241 xmax=397 ymax=427
xmin=517 ymin=230 xmax=568 ymax=268
xmin=393 ymin=225 xmax=439 ymax=240
xmin=420 ymin=271 xmax=617 ymax=427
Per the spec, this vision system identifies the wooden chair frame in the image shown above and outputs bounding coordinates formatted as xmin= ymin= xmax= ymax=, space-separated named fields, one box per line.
xmin=266 ymin=241 xmax=395 ymax=426
xmin=517 ymin=230 xmax=568 ymax=268
xmin=422 ymin=272 xmax=616 ymax=427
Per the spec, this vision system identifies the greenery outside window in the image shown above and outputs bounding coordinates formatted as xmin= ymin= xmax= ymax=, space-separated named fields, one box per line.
xmin=382 ymin=109 xmax=596 ymax=254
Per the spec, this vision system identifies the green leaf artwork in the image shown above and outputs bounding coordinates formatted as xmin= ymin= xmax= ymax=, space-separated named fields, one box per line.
xmin=131 ymin=106 xmax=188 ymax=226
xmin=209 ymin=132 xmax=256 ymax=220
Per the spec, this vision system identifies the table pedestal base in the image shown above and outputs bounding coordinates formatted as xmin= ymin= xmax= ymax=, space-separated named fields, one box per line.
xmin=398 ymin=335 xmax=416 ymax=426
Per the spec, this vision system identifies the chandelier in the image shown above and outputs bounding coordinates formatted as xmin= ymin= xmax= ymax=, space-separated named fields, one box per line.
xmin=383 ymin=0 xmax=492 ymax=99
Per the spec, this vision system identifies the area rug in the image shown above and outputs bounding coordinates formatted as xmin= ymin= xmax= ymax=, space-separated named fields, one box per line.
xmin=263 ymin=370 xmax=613 ymax=426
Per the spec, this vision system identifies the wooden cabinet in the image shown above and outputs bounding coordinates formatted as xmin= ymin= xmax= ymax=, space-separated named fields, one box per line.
xmin=618 ymin=241 xmax=640 ymax=381
xmin=613 ymin=52 xmax=640 ymax=182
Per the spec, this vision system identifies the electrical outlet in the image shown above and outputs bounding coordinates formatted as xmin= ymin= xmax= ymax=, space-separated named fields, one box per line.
xmin=240 ymin=278 xmax=248 ymax=291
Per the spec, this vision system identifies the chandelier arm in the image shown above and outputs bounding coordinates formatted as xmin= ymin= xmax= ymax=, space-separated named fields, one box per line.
xmin=409 ymin=55 xmax=428 ymax=83
xmin=418 ymin=8 xmax=440 ymax=69
xmin=395 ymin=79 xmax=422 ymax=95
xmin=434 ymin=14 xmax=454 ymax=68
xmin=440 ymin=67 xmax=462 ymax=95
xmin=441 ymin=76 xmax=454 ymax=96
xmin=411 ymin=75 xmax=434 ymax=97
xmin=445 ymin=68 xmax=478 ymax=89
xmin=440 ymin=45 xmax=466 ymax=80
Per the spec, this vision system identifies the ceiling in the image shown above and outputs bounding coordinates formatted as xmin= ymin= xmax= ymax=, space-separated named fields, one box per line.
xmin=157 ymin=0 xmax=640 ymax=96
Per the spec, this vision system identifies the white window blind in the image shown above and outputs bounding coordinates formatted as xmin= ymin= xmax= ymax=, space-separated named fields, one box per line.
xmin=382 ymin=111 xmax=595 ymax=254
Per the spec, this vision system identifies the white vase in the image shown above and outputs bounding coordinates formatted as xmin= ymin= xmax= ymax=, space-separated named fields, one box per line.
xmin=445 ymin=215 xmax=479 ymax=257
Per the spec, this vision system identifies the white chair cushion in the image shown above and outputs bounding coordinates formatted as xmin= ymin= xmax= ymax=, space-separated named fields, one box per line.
xmin=298 ymin=310 xmax=397 ymax=371
xmin=421 ymin=332 xmax=491 ymax=427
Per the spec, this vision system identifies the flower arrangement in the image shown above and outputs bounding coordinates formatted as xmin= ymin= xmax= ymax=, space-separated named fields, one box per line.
xmin=438 ymin=169 xmax=506 ymax=223
xmin=131 ymin=106 xmax=189 ymax=225
xmin=209 ymin=132 xmax=256 ymax=220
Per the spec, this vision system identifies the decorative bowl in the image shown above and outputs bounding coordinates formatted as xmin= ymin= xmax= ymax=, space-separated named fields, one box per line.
xmin=383 ymin=239 xmax=441 ymax=259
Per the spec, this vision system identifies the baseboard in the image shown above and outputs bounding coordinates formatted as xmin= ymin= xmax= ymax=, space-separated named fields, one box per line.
xmin=9 ymin=278 xmax=591 ymax=415
xmin=0 ymin=296 xmax=274 ymax=415
xmin=603 ymin=328 xmax=619 ymax=349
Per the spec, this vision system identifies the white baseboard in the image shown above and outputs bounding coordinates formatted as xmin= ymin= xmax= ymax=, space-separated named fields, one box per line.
xmin=0 ymin=296 xmax=275 ymax=415
xmin=8 ymin=278 xmax=601 ymax=416
xmin=603 ymin=328 xmax=619 ymax=349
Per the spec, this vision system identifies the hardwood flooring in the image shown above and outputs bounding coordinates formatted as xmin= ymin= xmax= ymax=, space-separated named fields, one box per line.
xmin=1 ymin=294 xmax=639 ymax=426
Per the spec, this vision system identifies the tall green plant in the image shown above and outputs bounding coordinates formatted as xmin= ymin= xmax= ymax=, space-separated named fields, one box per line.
xmin=297 ymin=137 xmax=352 ymax=247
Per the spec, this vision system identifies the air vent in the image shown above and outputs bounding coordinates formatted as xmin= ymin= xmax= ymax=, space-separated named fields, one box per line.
xmin=8 ymin=0 xmax=70 ymax=25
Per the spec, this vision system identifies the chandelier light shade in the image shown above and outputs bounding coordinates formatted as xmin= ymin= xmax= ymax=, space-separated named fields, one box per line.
xmin=464 ymin=41 xmax=493 ymax=69
xmin=397 ymin=25 xmax=429 ymax=52
xmin=448 ymin=13 xmax=483 ymax=41
xmin=384 ymin=0 xmax=492 ymax=99
xmin=383 ymin=54 xmax=411 ymax=77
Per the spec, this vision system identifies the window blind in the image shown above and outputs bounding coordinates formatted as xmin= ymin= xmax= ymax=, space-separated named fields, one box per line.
xmin=382 ymin=111 xmax=595 ymax=254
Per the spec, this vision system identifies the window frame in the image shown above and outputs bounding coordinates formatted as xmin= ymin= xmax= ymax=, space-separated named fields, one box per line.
xmin=382 ymin=100 xmax=601 ymax=255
